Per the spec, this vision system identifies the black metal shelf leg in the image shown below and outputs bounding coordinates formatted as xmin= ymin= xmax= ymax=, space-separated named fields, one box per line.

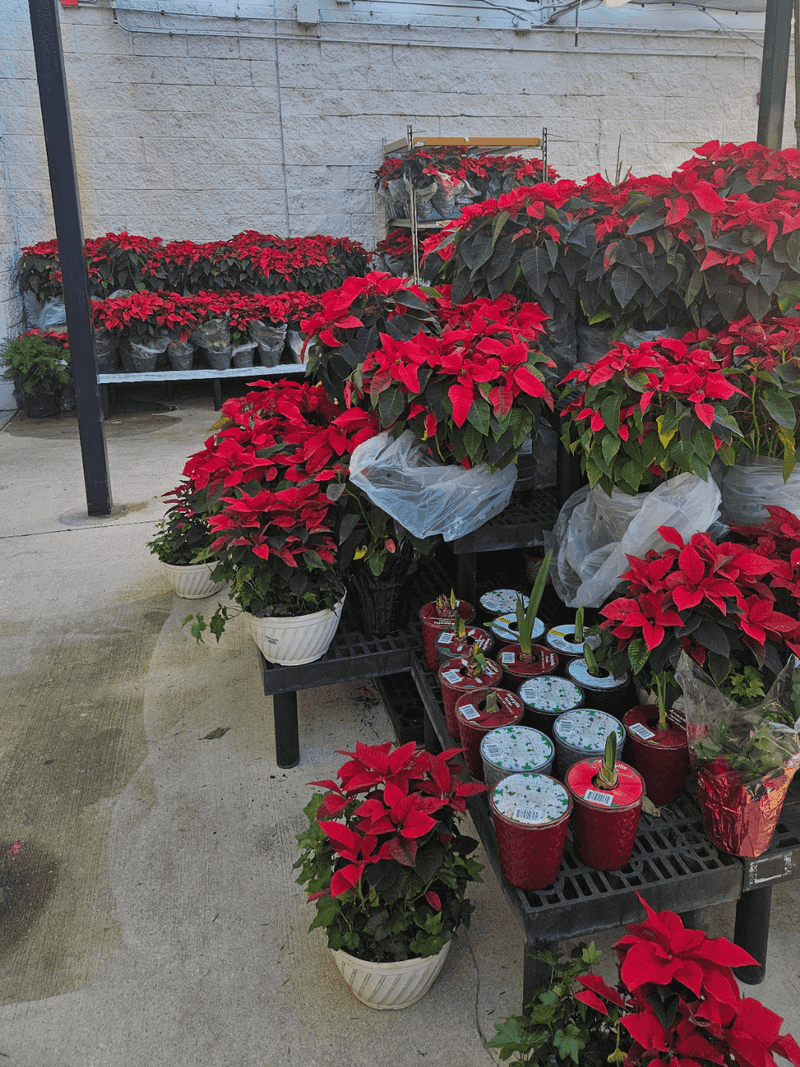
xmin=273 ymin=690 xmax=300 ymax=768
xmin=733 ymin=885 xmax=772 ymax=985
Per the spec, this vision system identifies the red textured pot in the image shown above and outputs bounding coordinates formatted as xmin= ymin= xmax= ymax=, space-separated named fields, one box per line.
xmin=490 ymin=773 xmax=572 ymax=890
xmin=497 ymin=643 xmax=560 ymax=691
xmin=436 ymin=626 xmax=495 ymax=668
xmin=437 ymin=655 xmax=503 ymax=739
xmin=565 ymin=758 xmax=644 ymax=871
xmin=623 ymin=705 xmax=690 ymax=806
xmin=454 ymin=687 xmax=524 ymax=779
xmin=419 ymin=599 xmax=475 ymax=672
xmin=694 ymin=758 xmax=799 ymax=858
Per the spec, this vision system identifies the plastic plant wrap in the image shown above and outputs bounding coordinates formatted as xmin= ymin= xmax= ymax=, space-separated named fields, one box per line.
xmin=720 ymin=453 xmax=800 ymax=525
xmin=348 ymin=429 xmax=516 ymax=542
xmin=548 ymin=473 xmax=721 ymax=608
xmin=190 ymin=317 xmax=230 ymax=352
xmin=676 ymin=653 xmax=800 ymax=857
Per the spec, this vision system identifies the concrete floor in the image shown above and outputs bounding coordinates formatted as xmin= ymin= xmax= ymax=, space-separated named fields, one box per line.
xmin=0 ymin=388 xmax=798 ymax=1067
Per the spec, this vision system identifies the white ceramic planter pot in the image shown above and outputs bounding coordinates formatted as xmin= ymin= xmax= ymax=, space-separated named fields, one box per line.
xmin=246 ymin=595 xmax=345 ymax=666
xmin=331 ymin=941 xmax=451 ymax=1009
xmin=161 ymin=560 xmax=224 ymax=599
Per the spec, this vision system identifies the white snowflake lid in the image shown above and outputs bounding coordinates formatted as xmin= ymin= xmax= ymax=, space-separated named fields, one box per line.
xmin=567 ymin=658 xmax=630 ymax=691
xmin=519 ymin=675 xmax=583 ymax=713
xmin=492 ymin=773 xmax=570 ymax=824
xmin=480 ymin=725 xmax=553 ymax=772
xmin=545 ymin=626 xmax=601 ymax=656
xmin=487 ymin=614 xmax=545 ymax=643
xmin=553 ymin=709 xmax=625 ymax=752
xmin=480 ymin=589 xmax=529 ymax=616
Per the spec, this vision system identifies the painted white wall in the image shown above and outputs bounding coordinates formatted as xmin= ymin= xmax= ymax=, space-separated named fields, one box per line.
xmin=0 ymin=0 xmax=794 ymax=345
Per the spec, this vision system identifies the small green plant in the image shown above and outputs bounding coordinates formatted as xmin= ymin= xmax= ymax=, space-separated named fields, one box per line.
xmin=516 ymin=548 xmax=553 ymax=655
xmin=487 ymin=942 xmax=618 ymax=1067
xmin=1 ymin=332 xmax=70 ymax=396
xmin=596 ymin=732 xmax=618 ymax=790
xmin=147 ymin=483 xmax=217 ymax=567
xmin=573 ymin=607 xmax=584 ymax=645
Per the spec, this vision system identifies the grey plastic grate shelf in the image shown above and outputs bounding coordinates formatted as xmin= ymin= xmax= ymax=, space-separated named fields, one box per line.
xmin=411 ymin=655 xmax=741 ymax=938
xmin=451 ymin=488 xmax=560 ymax=554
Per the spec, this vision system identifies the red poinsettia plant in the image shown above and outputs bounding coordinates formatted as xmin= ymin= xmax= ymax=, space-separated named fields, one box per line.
xmin=598 ymin=517 xmax=800 ymax=705
xmin=575 ymin=891 xmax=800 ymax=1067
xmin=294 ymin=740 xmax=486 ymax=962
xmin=180 ymin=379 xmax=383 ymax=640
xmin=560 ymin=316 xmax=800 ymax=497
xmin=301 ymin=272 xmax=440 ymax=405
xmin=358 ymin=291 xmax=554 ymax=470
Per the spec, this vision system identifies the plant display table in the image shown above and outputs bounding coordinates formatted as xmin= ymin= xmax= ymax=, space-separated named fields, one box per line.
xmin=97 ymin=363 xmax=303 ymax=412
xmin=409 ymin=653 xmax=800 ymax=1007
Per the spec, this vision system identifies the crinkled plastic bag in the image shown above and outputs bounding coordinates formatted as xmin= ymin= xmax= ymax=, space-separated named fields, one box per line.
xmin=191 ymin=317 xmax=230 ymax=351
xmin=38 ymin=297 xmax=67 ymax=331
xmin=548 ymin=473 xmax=721 ymax=608
xmin=676 ymin=652 xmax=800 ymax=856
xmin=720 ymin=453 xmax=800 ymax=524
xmin=348 ymin=430 xmax=517 ymax=542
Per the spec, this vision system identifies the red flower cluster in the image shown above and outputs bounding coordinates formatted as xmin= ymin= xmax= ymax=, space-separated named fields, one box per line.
xmin=92 ymin=289 xmax=319 ymax=343
xmin=576 ymin=891 xmax=800 ymax=1067
xmin=180 ymin=379 xmax=379 ymax=614
xmin=19 ymin=231 xmax=369 ymax=302
xmin=359 ymin=291 xmax=552 ymax=469
xmin=600 ymin=517 xmax=800 ymax=695
xmin=310 ymin=740 xmax=485 ymax=897
xmin=561 ymin=317 xmax=800 ymax=495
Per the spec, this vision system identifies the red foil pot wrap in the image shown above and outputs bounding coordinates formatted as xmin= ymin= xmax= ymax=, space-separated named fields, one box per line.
xmin=694 ymin=758 xmax=798 ymax=858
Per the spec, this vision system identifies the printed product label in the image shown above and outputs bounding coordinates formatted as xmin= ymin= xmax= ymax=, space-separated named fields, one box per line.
xmin=584 ymin=789 xmax=615 ymax=807
xmin=501 ymin=651 xmax=517 ymax=665
xmin=554 ymin=710 xmax=623 ymax=752
xmin=442 ymin=669 xmax=463 ymax=684
xmin=459 ymin=703 xmax=481 ymax=721
xmin=480 ymin=725 xmax=553 ymax=773
xmin=492 ymin=772 xmax=569 ymax=823
xmin=520 ymin=676 xmax=583 ymax=713
xmin=481 ymin=590 xmax=528 ymax=616
xmin=437 ymin=631 xmax=455 ymax=645
xmin=628 ymin=721 xmax=656 ymax=741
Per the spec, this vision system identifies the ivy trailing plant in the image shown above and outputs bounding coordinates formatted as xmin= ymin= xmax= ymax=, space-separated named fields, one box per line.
xmin=486 ymin=942 xmax=618 ymax=1067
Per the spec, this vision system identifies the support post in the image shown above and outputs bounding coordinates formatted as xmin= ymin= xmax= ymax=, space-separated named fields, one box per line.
xmin=28 ymin=0 xmax=112 ymax=516
xmin=733 ymin=885 xmax=772 ymax=985
xmin=756 ymin=0 xmax=794 ymax=148
xmin=273 ymin=690 xmax=300 ymax=768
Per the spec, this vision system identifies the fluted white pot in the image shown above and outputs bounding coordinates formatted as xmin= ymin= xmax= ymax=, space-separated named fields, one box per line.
xmin=161 ymin=560 xmax=224 ymax=599
xmin=331 ymin=941 xmax=451 ymax=1009
xmin=246 ymin=594 xmax=345 ymax=666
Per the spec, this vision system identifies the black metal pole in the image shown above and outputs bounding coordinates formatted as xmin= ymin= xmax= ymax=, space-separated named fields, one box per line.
xmin=733 ymin=885 xmax=772 ymax=985
xmin=756 ymin=0 xmax=794 ymax=149
xmin=28 ymin=0 xmax=112 ymax=516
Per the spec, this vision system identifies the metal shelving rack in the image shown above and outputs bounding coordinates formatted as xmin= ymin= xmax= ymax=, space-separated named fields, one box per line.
xmin=382 ymin=126 xmax=546 ymax=282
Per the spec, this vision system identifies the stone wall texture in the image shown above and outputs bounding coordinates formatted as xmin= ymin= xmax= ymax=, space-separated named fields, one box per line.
xmin=0 ymin=0 xmax=793 ymax=339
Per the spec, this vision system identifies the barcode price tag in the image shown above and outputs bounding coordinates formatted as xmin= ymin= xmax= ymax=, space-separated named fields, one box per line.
xmin=628 ymin=722 xmax=655 ymax=740
xmin=501 ymin=651 xmax=516 ymax=664
xmin=438 ymin=631 xmax=455 ymax=645
xmin=460 ymin=704 xmax=481 ymax=720
xmin=513 ymin=807 xmax=538 ymax=822
xmin=442 ymin=669 xmax=463 ymax=684
xmin=484 ymin=745 xmax=501 ymax=760
xmin=585 ymin=789 xmax=614 ymax=807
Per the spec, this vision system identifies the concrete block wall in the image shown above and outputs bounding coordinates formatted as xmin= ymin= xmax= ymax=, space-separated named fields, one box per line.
xmin=0 ymin=0 xmax=794 ymax=344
